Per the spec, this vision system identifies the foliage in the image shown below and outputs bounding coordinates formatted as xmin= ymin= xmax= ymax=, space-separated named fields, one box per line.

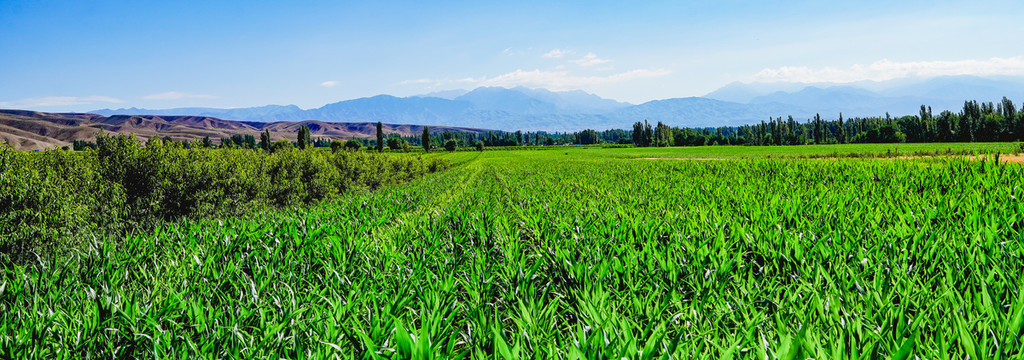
xmin=632 ymin=120 xmax=653 ymax=147
xmin=444 ymin=139 xmax=457 ymax=152
xmin=344 ymin=139 xmax=362 ymax=151
xmin=297 ymin=125 xmax=312 ymax=150
xmin=851 ymin=124 xmax=907 ymax=143
xmin=270 ymin=140 xmax=293 ymax=153
xmin=653 ymin=121 xmax=673 ymax=147
xmin=387 ymin=136 xmax=408 ymax=152
xmin=260 ymin=129 xmax=272 ymax=150
xmin=422 ymin=126 xmax=432 ymax=152
xmin=376 ymin=122 xmax=384 ymax=152
xmin=0 ymin=134 xmax=450 ymax=261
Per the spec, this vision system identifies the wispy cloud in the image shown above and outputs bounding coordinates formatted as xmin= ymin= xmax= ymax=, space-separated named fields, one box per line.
xmin=400 ymin=77 xmax=483 ymax=87
xmin=398 ymin=78 xmax=436 ymax=85
xmin=320 ymin=80 xmax=340 ymax=88
xmin=750 ymin=57 xmax=1024 ymax=83
xmin=400 ymin=68 xmax=669 ymax=91
xmin=0 ymin=95 xmax=123 ymax=108
xmin=543 ymin=49 xmax=572 ymax=58
xmin=142 ymin=91 xmax=217 ymax=100
xmin=571 ymin=53 xmax=610 ymax=67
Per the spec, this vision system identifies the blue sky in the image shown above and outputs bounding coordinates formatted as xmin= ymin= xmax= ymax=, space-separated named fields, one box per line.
xmin=2 ymin=0 xmax=1023 ymax=111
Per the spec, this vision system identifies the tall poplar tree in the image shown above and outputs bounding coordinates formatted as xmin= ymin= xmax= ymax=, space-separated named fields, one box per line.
xmin=260 ymin=129 xmax=271 ymax=150
xmin=376 ymin=122 xmax=384 ymax=152
xmin=422 ymin=126 xmax=432 ymax=152
xmin=837 ymin=112 xmax=846 ymax=144
xmin=297 ymin=125 xmax=311 ymax=150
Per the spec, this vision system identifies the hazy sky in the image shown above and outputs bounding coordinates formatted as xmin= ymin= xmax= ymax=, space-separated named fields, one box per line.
xmin=2 ymin=0 xmax=1023 ymax=112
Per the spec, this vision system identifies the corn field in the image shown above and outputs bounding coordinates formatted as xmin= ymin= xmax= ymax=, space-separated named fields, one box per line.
xmin=2 ymin=148 xmax=1024 ymax=359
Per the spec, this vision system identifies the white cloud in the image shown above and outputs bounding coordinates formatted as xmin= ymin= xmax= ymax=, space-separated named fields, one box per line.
xmin=400 ymin=77 xmax=483 ymax=87
xmin=320 ymin=80 xmax=340 ymax=87
xmin=750 ymin=57 xmax=1024 ymax=83
xmin=142 ymin=91 xmax=217 ymax=100
xmin=477 ymin=68 xmax=670 ymax=91
xmin=543 ymin=49 xmax=572 ymax=58
xmin=399 ymin=78 xmax=435 ymax=85
xmin=399 ymin=65 xmax=670 ymax=91
xmin=571 ymin=53 xmax=610 ymax=67
xmin=0 ymin=95 xmax=123 ymax=108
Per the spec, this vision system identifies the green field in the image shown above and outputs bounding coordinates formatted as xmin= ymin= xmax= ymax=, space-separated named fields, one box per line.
xmin=3 ymin=144 xmax=1024 ymax=358
xmin=561 ymin=142 xmax=1022 ymax=160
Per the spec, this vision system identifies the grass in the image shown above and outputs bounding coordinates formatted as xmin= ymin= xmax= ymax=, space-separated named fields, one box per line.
xmin=3 ymin=145 xmax=1024 ymax=358
xmin=583 ymin=142 xmax=1023 ymax=159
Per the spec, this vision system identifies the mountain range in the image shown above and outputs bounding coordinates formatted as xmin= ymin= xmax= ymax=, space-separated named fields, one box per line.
xmin=0 ymin=110 xmax=490 ymax=151
xmin=705 ymin=75 xmax=1024 ymax=117
xmin=89 ymin=76 xmax=1024 ymax=132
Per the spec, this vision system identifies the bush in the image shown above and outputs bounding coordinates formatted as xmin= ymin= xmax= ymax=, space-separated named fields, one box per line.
xmin=344 ymin=139 xmax=362 ymax=151
xmin=387 ymin=137 xmax=408 ymax=152
xmin=851 ymin=125 xmax=907 ymax=143
xmin=0 ymin=144 xmax=114 ymax=259
xmin=330 ymin=140 xmax=344 ymax=153
xmin=271 ymin=140 xmax=293 ymax=153
xmin=1 ymin=134 xmax=452 ymax=261
xmin=444 ymin=140 xmax=457 ymax=152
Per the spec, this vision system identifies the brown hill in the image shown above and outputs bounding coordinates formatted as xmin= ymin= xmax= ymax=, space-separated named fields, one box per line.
xmin=0 ymin=109 xmax=493 ymax=150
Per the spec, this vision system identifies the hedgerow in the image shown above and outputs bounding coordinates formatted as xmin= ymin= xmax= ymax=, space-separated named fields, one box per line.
xmin=0 ymin=133 xmax=449 ymax=260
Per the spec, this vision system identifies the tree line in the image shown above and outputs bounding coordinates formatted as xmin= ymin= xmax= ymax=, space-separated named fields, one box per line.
xmin=618 ymin=97 xmax=1024 ymax=147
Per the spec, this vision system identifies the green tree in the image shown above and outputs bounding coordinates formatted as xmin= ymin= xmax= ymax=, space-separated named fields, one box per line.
xmin=271 ymin=140 xmax=292 ymax=153
xmin=813 ymin=113 xmax=823 ymax=144
xmin=344 ymin=139 xmax=362 ymax=151
xmin=376 ymin=122 xmax=384 ymax=152
xmin=643 ymin=120 xmax=653 ymax=147
xmin=422 ymin=126 xmax=432 ymax=152
xmin=260 ymin=129 xmax=271 ymax=150
xmin=244 ymin=134 xmax=257 ymax=149
xmin=653 ymin=122 xmax=673 ymax=147
xmin=297 ymin=125 xmax=312 ymax=150
xmin=632 ymin=122 xmax=643 ymax=146
xmin=387 ymin=136 xmax=406 ymax=151
xmin=837 ymin=113 xmax=846 ymax=144
xmin=444 ymin=139 xmax=457 ymax=152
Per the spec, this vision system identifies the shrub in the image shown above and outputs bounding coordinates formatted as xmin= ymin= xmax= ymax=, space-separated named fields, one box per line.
xmin=387 ymin=137 xmax=408 ymax=152
xmin=1 ymin=134 xmax=451 ymax=261
xmin=344 ymin=139 xmax=362 ymax=151
xmin=271 ymin=140 xmax=293 ymax=153
xmin=444 ymin=140 xmax=457 ymax=152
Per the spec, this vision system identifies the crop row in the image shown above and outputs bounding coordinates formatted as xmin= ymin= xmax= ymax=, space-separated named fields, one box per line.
xmin=2 ymin=150 xmax=1023 ymax=358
